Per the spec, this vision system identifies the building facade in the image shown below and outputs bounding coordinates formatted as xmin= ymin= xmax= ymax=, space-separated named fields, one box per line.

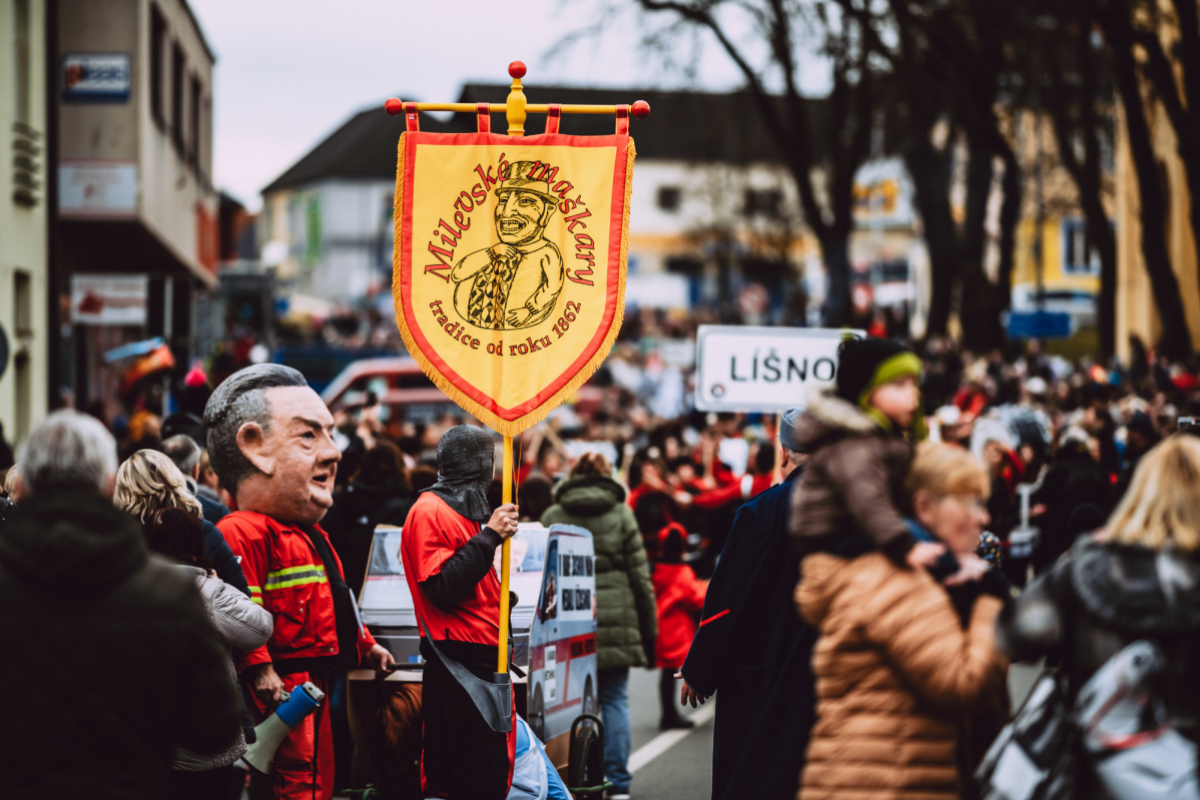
xmin=56 ymin=0 xmax=217 ymax=420
xmin=0 ymin=0 xmax=49 ymax=449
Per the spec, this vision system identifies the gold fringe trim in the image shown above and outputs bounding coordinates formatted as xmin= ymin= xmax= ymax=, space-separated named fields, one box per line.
xmin=392 ymin=135 xmax=636 ymax=437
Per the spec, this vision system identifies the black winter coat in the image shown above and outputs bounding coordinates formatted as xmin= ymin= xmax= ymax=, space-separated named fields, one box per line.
xmin=999 ymin=534 xmax=1200 ymax=733
xmin=682 ymin=468 xmax=817 ymax=800
xmin=0 ymin=492 xmax=242 ymax=799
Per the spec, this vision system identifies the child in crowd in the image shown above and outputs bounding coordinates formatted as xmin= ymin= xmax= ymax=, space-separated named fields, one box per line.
xmin=790 ymin=338 xmax=946 ymax=570
xmin=651 ymin=523 xmax=707 ymax=730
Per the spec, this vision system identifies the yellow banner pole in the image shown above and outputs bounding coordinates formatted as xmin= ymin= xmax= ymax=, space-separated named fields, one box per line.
xmin=495 ymin=61 xmax=526 ymax=676
xmin=498 ymin=433 xmax=513 ymax=674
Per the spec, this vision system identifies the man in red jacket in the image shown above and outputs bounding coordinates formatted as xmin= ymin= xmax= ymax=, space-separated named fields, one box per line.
xmin=204 ymin=364 xmax=394 ymax=800
xmin=401 ymin=424 xmax=519 ymax=800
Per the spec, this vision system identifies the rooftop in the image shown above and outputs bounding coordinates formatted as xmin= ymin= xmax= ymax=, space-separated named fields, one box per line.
xmin=262 ymin=84 xmax=831 ymax=195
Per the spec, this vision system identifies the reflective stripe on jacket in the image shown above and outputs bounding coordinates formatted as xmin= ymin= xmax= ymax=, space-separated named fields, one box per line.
xmin=218 ymin=510 xmax=375 ymax=670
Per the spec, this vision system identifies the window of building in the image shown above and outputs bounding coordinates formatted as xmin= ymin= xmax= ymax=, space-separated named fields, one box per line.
xmin=14 ymin=0 xmax=30 ymax=124
xmin=657 ymin=186 xmax=681 ymax=212
xmin=744 ymin=188 xmax=782 ymax=218
xmin=1061 ymin=218 xmax=1101 ymax=275
xmin=171 ymin=41 xmax=185 ymax=157
xmin=149 ymin=4 xmax=166 ymax=129
xmin=189 ymin=75 xmax=201 ymax=172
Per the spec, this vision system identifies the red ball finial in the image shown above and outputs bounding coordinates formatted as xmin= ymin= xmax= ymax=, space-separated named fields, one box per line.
xmin=385 ymin=98 xmax=403 ymax=116
xmin=631 ymin=100 xmax=651 ymax=119
xmin=509 ymin=61 xmax=527 ymax=79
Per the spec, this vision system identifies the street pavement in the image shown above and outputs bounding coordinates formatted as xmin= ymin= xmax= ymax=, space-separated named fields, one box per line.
xmin=625 ymin=668 xmax=714 ymax=800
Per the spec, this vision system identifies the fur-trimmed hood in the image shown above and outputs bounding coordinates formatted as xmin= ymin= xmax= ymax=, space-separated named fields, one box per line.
xmin=792 ymin=387 xmax=881 ymax=453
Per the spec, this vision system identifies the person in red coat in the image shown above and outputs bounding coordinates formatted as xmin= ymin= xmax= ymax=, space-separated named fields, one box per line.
xmin=651 ymin=522 xmax=708 ymax=730
xmin=204 ymin=365 xmax=395 ymax=800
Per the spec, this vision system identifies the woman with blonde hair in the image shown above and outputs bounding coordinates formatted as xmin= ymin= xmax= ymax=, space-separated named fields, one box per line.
xmin=998 ymin=435 xmax=1200 ymax=779
xmin=796 ymin=442 xmax=1009 ymax=800
xmin=114 ymin=450 xmax=248 ymax=595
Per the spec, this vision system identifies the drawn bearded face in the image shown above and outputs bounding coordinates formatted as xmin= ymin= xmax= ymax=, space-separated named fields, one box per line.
xmin=495 ymin=189 xmax=551 ymax=245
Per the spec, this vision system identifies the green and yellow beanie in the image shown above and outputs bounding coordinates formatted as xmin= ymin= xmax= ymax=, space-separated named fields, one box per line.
xmin=835 ymin=338 xmax=927 ymax=440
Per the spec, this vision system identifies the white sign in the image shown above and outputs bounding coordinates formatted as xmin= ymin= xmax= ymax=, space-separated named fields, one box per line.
xmin=694 ymin=326 xmax=863 ymax=412
xmin=71 ymin=274 xmax=148 ymax=325
xmin=59 ymin=161 xmax=137 ymax=217
xmin=62 ymin=53 xmax=131 ymax=101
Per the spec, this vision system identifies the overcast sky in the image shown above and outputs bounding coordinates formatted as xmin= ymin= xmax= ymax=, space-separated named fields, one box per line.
xmin=189 ymin=0 xmax=832 ymax=211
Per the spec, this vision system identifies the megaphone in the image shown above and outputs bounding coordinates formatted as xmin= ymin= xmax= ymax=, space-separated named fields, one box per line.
xmin=243 ymin=681 xmax=326 ymax=773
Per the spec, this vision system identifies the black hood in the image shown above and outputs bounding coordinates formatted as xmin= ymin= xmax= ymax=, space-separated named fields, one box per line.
xmin=421 ymin=425 xmax=494 ymax=522
xmin=0 ymin=492 xmax=148 ymax=594
xmin=1071 ymin=537 xmax=1200 ymax=634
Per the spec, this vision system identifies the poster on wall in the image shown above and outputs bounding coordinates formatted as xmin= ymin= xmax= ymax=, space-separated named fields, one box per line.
xmin=59 ymin=161 xmax=137 ymax=217
xmin=71 ymin=274 xmax=148 ymax=325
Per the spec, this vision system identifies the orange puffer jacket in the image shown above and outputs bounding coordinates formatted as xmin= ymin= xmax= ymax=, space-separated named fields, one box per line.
xmin=796 ymin=552 xmax=1007 ymax=800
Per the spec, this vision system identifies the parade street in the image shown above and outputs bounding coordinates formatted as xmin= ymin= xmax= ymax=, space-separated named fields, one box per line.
xmin=625 ymin=670 xmax=714 ymax=800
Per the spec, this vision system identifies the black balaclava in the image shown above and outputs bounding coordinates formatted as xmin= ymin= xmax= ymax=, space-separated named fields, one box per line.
xmin=422 ymin=425 xmax=495 ymax=522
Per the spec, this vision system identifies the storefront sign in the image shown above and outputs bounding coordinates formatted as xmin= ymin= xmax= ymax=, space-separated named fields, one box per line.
xmin=59 ymin=161 xmax=137 ymax=217
xmin=71 ymin=274 xmax=148 ymax=325
xmin=62 ymin=53 xmax=131 ymax=102
xmin=694 ymin=325 xmax=863 ymax=412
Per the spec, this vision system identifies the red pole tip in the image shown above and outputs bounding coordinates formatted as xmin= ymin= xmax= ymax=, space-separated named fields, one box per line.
xmin=508 ymin=61 xmax=527 ymax=79
xmin=631 ymin=100 xmax=651 ymax=119
xmin=385 ymin=98 xmax=404 ymax=116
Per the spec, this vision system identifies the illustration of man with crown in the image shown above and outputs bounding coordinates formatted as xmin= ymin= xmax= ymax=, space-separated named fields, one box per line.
xmin=450 ymin=161 xmax=565 ymax=330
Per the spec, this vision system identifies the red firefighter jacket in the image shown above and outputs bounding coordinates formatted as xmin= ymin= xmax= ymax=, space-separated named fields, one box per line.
xmin=218 ymin=511 xmax=377 ymax=670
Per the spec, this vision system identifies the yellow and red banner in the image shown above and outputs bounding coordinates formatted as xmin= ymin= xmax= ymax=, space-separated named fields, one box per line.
xmin=392 ymin=130 xmax=635 ymax=435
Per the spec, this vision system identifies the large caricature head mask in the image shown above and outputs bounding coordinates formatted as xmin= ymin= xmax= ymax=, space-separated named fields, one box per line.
xmin=203 ymin=364 xmax=340 ymax=524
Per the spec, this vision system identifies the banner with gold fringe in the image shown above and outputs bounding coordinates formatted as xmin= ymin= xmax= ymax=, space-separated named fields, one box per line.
xmin=391 ymin=125 xmax=636 ymax=436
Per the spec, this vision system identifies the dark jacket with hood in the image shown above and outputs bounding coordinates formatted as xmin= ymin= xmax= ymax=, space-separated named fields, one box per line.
xmin=0 ymin=492 xmax=242 ymax=799
xmin=541 ymin=475 xmax=658 ymax=671
xmin=998 ymin=534 xmax=1200 ymax=734
xmin=789 ymin=388 xmax=916 ymax=563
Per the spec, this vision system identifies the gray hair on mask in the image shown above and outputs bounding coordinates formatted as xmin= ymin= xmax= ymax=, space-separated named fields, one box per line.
xmin=203 ymin=364 xmax=307 ymax=493
xmin=161 ymin=434 xmax=201 ymax=475
xmin=18 ymin=410 xmax=118 ymax=495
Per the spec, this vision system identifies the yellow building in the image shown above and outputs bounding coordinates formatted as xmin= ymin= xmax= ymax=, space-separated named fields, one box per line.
xmin=0 ymin=0 xmax=49 ymax=449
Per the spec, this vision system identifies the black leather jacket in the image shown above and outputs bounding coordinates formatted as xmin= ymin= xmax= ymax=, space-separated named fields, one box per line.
xmin=997 ymin=535 xmax=1200 ymax=733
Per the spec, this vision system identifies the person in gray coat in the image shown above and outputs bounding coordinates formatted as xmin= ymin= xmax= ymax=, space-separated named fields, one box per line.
xmin=143 ymin=507 xmax=274 ymax=799
xmin=541 ymin=452 xmax=657 ymax=800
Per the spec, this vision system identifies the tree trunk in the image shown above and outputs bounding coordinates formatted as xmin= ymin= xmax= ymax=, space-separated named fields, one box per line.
xmin=959 ymin=136 xmax=1004 ymax=351
xmin=1047 ymin=26 xmax=1119 ymax=361
xmin=995 ymin=146 xmax=1021 ymax=315
xmin=1103 ymin=7 xmax=1194 ymax=358
xmin=905 ymin=131 xmax=958 ymax=339
xmin=1167 ymin=0 xmax=1200 ymax=309
xmin=821 ymin=232 xmax=854 ymax=327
